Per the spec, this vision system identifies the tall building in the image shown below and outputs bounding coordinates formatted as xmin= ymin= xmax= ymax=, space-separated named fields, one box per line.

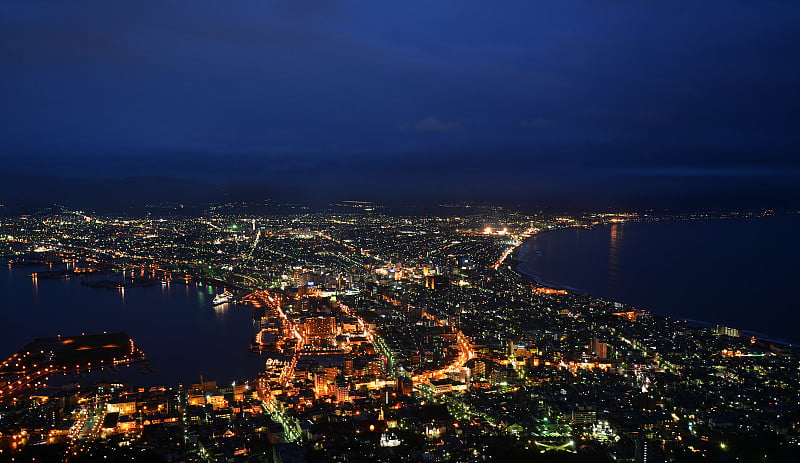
xmin=313 ymin=371 xmax=327 ymax=398
xmin=334 ymin=377 xmax=350 ymax=403
xmin=473 ymin=360 xmax=487 ymax=379
xmin=591 ymin=338 xmax=608 ymax=360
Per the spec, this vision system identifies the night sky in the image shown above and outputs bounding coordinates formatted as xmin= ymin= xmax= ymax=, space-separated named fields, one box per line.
xmin=2 ymin=1 xmax=799 ymax=209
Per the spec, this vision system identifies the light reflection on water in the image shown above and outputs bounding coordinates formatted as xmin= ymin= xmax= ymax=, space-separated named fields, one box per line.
xmin=607 ymin=223 xmax=621 ymax=299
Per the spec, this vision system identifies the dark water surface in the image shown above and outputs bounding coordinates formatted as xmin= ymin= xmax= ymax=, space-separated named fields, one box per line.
xmin=1 ymin=265 xmax=263 ymax=386
xmin=518 ymin=214 xmax=800 ymax=344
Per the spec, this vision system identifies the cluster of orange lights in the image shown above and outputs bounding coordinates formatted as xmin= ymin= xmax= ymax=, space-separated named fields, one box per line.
xmin=612 ymin=311 xmax=639 ymax=322
xmin=533 ymin=287 xmax=568 ymax=296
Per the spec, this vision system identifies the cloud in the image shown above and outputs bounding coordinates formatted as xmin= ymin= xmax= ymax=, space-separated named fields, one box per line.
xmin=400 ymin=116 xmax=462 ymax=132
xmin=520 ymin=118 xmax=555 ymax=128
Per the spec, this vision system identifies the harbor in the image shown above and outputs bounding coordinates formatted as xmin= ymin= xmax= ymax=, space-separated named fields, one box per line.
xmin=2 ymin=262 xmax=264 ymax=387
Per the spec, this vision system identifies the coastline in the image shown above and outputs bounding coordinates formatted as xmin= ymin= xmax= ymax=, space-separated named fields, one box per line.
xmin=508 ymin=224 xmax=798 ymax=348
xmin=510 ymin=227 xmax=590 ymax=294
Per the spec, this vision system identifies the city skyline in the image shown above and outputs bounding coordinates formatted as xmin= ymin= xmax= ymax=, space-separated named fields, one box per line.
xmin=1 ymin=205 xmax=798 ymax=461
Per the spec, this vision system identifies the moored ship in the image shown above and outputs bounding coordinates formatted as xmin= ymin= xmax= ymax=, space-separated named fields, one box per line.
xmin=212 ymin=290 xmax=234 ymax=305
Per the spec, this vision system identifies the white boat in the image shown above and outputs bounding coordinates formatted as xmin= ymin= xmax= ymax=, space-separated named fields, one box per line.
xmin=213 ymin=290 xmax=234 ymax=305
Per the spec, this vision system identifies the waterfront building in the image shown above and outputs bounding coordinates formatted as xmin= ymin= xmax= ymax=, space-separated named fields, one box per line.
xmin=714 ymin=325 xmax=741 ymax=337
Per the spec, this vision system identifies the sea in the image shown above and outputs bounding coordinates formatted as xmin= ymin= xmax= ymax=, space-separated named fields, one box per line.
xmin=0 ymin=265 xmax=264 ymax=387
xmin=517 ymin=214 xmax=800 ymax=345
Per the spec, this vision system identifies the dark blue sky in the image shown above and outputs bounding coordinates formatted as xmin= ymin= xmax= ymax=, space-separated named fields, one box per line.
xmin=2 ymin=0 xmax=799 ymax=208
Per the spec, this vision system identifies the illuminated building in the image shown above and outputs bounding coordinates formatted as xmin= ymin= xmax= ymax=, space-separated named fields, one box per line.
xmin=571 ymin=407 xmax=597 ymax=424
xmin=314 ymin=371 xmax=328 ymax=397
xmin=397 ymin=376 xmax=413 ymax=395
xmin=446 ymin=366 xmax=471 ymax=384
xmin=106 ymin=400 xmax=137 ymax=415
xmin=334 ymin=376 xmax=350 ymax=403
xmin=714 ymin=325 xmax=741 ymax=337
xmin=473 ymin=360 xmax=486 ymax=379
xmin=344 ymin=355 xmax=355 ymax=375
xmin=591 ymin=338 xmax=608 ymax=360
xmin=425 ymin=275 xmax=449 ymax=290
xmin=380 ymin=432 xmax=402 ymax=447
xmin=304 ymin=316 xmax=337 ymax=338
xmin=233 ymin=384 xmax=248 ymax=402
